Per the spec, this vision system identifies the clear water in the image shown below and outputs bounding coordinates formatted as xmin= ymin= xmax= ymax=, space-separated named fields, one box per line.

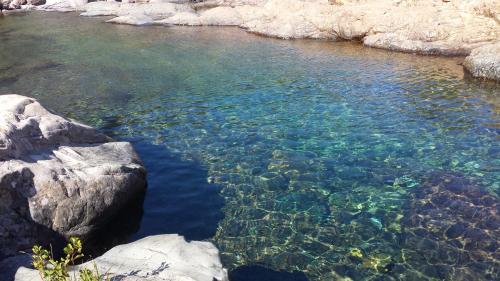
xmin=1 ymin=11 xmax=499 ymax=281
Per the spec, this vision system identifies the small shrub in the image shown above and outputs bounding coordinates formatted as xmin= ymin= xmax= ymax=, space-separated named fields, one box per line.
xmin=32 ymin=237 xmax=108 ymax=281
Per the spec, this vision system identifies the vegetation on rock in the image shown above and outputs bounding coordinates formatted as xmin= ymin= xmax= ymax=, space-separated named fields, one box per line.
xmin=32 ymin=238 xmax=108 ymax=281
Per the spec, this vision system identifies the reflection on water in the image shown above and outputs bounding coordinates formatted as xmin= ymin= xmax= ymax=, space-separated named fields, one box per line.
xmin=1 ymin=11 xmax=499 ymax=281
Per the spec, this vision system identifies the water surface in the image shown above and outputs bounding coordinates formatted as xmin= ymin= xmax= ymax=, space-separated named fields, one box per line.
xmin=1 ymin=11 xmax=499 ymax=281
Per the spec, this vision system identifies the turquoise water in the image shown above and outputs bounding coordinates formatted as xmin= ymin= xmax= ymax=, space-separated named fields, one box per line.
xmin=1 ymin=11 xmax=499 ymax=281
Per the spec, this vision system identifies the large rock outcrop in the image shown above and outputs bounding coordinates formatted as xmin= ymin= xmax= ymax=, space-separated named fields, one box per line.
xmin=1 ymin=0 xmax=45 ymax=10
xmin=0 ymin=94 xmax=147 ymax=259
xmin=36 ymin=0 xmax=499 ymax=56
xmin=464 ymin=42 xmax=500 ymax=81
xmin=8 ymin=234 xmax=229 ymax=281
xmin=3 ymin=0 xmax=499 ymax=80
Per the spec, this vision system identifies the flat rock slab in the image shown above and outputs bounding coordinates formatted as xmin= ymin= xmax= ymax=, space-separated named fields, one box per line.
xmin=12 ymin=234 xmax=229 ymax=281
xmin=0 ymin=95 xmax=147 ymax=259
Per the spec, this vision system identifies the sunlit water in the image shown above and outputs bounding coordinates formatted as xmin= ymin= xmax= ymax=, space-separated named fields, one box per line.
xmin=1 ymin=11 xmax=499 ymax=281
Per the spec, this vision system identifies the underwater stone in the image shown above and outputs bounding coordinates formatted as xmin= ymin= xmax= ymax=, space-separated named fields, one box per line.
xmin=445 ymin=223 xmax=467 ymax=239
xmin=402 ymin=172 xmax=499 ymax=280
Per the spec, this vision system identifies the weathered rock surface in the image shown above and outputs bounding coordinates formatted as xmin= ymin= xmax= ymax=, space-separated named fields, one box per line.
xmin=0 ymin=0 xmax=493 ymax=78
xmin=1 ymin=0 xmax=25 ymax=10
xmin=464 ymin=42 xmax=500 ymax=81
xmin=8 ymin=234 xmax=229 ymax=281
xmin=37 ymin=0 xmax=499 ymax=55
xmin=0 ymin=95 xmax=146 ymax=259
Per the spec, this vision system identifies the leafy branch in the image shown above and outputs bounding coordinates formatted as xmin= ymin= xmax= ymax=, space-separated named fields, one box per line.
xmin=32 ymin=237 xmax=108 ymax=281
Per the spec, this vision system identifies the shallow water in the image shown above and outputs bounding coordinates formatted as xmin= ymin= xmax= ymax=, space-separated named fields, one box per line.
xmin=1 ymin=11 xmax=499 ymax=281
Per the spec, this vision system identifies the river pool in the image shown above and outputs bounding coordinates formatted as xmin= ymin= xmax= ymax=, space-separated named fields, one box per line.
xmin=1 ymin=11 xmax=499 ymax=281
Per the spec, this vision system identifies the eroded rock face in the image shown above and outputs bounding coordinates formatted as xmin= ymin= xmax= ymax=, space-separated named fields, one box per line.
xmin=1 ymin=0 xmax=25 ymax=10
xmin=401 ymin=172 xmax=499 ymax=281
xmin=0 ymin=95 xmax=146 ymax=259
xmin=464 ymin=42 xmax=500 ymax=81
xmin=11 ymin=234 xmax=229 ymax=281
xmin=7 ymin=0 xmax=494 ymax=67
xmin=43 ymin=0 xmax=499 ymax=56
xmin=35 ymin=0 xmax=87 ymax=12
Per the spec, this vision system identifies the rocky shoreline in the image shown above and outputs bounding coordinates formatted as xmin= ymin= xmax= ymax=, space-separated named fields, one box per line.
xmin=1 ymin=0 xmax=499 ymax=81
xmin=0 ymin=95 xmax=228 ymax=281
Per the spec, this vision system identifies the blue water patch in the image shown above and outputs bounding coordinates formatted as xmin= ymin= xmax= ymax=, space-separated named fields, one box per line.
xmin=129 ymin=139 xmax=225 ymax=241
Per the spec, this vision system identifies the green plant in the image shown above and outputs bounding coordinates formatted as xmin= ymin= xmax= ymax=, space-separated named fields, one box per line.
xmin=79 ymin=263 xmax=105 ymax=281
xmin=32 ymin=237 xmax=108 ymax=281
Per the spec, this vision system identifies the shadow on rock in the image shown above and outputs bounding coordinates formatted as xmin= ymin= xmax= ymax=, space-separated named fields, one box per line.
xmin=0 ymin=162 xmax=146 ymax=279
xmin=0 ymin=169 xmax=66 ymax=281
xmin=0 ymin=168 xmax=66 ymax=258
xmin=82 ymin=188 xmax=146 ymax=260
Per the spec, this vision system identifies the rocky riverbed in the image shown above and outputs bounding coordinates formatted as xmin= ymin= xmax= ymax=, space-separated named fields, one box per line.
xmin=1 ymin=0 xmax=499 ymax=81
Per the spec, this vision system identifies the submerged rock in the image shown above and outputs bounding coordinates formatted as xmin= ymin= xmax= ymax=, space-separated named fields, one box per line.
xmin=9 ymin=234 xmax=229 ymax=281
xmin=0 ymin=95 xmax=147 ymax=259
xmin=464 ymin=42 xmax=500 ymax=81
xmin=401 ymin=172 xmax=499 ymax=280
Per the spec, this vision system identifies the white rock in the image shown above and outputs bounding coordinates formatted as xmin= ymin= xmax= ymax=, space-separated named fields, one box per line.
xmin=37 ymin=0 xmax=87 ymax=11
xmin=107 ymin=14 xmax=155 ymax=25
xmin=199 ymin=6 xmax=242 ymax=26
xmin=11 ymin=235 xmax=229 ymax=281
xmin=154 ymin=11 xmax=201 ymax=25
xmin=238 ymin=0 xmax=337 ymax=39
xmin=80 ymin=1 xmax=120 ymax=16
xmin=19 ymin=0 xmax=500 ymax=79
xmin=34 ymin=0 xmax=500 ymax=58
xmin=464 ymin=42 xmax=500 ymax=81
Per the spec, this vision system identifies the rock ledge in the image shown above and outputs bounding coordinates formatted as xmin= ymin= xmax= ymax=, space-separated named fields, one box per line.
xmin=4 ymin=234 xmax=229 ymax=281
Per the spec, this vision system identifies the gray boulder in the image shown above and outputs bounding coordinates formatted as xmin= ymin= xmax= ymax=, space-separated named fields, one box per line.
xmin=464 ymin=42 xmax=500 ymax=81
xmin=0 ymin=95 xmax=146 ymax=259
xmin=1 ymin=0 xmax=25 ymax=9
xmin=1 ymin=0 xmax=44 ymax=8
xmin=27 ymin=0 xmax=46 ymax=6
